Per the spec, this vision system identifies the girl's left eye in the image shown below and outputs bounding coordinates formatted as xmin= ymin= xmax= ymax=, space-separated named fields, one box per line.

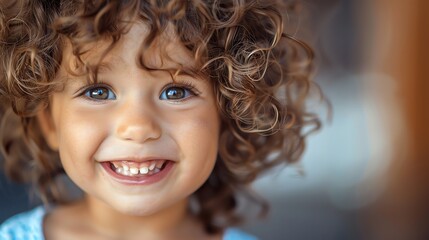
xmin=159 ymin=86 xmax=195 ymax=100
xmin=84 ymin=86 xmax=116 ymax=100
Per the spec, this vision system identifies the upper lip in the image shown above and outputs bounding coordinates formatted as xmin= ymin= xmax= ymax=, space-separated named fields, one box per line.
xmin=98 ymin=156 xmax=175 ymax=163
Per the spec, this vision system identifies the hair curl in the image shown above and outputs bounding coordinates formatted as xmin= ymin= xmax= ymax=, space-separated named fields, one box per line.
xmin=0 ymin=0 xmax=321 ymax=233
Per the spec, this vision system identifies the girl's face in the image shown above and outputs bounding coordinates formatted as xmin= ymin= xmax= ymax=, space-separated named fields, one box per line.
xmin=40 ymin=23 xmax=220 ymax=216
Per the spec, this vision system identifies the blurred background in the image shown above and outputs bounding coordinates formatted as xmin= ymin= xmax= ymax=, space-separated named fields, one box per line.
xmin=1 ymin=0 xmax=427 ymax=239
xmin=249 ymin=0 xmax=428 ymax=239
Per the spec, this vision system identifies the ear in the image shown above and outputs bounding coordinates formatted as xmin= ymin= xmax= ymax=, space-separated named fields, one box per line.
xmin=37 ymin=107 xmax=59 ymax=151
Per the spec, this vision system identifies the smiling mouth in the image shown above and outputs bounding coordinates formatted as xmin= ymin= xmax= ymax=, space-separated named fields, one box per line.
xmin=101 ymin=160 xmax=174 ymax=185
xmin=109 ymin=160 xmax=167 ymax=177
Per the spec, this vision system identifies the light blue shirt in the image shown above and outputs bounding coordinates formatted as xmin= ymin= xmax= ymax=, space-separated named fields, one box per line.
xmin=0 ymin=206 xmax=257 ymax=240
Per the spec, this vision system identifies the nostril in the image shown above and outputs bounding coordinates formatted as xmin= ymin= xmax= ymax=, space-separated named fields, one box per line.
xmin=116 ymin=123 xmax=161 ymax=142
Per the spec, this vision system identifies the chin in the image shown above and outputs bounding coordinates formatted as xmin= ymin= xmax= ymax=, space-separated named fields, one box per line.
xmin=113 ymin=205 xmax=156 ymax=216
xmin=109 ymin=198 xmax=171 ymax=217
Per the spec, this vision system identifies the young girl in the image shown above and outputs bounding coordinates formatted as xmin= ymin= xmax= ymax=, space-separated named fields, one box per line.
xmin=0 ymin=0 xmax=320 ymax=239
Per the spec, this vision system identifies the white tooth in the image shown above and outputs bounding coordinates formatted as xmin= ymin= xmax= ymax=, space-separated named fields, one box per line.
xmin=130 ymin=167 xmax=139 ymax=175
xmin=149 ymin=162 xmax=156 ymax=171
xmin=140 ymin=167 xmax=149 ymax=174
xmin=123 ymin=169 xmax=130 ymax=176
xmin=123 ymin=165 xmax=129 ymax=171
xmin=115 ymin=167 xmax=123 ymax=174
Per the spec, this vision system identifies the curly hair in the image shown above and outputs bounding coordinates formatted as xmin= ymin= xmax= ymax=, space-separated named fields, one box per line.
xmin=0 ymin=0 xmax=321 ymax=233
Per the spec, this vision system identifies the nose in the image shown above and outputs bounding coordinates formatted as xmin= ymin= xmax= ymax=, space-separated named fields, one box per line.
xmin=114 ymin=100 xmax=162 ymax=143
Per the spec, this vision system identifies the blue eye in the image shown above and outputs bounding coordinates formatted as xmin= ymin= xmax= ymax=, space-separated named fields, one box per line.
xmin=159 ymin=86 xmax=194 ymax=100
xmin=84 ymin=86 xmax=116 ymax=100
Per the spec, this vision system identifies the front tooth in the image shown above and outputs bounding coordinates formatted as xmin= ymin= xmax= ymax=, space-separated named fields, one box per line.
xmin=115 ymin=167 xmax=123 ymax=174
xmin=140 ymin=167 xmax=149 ymax=174
xmin=123 ymin=169 xmax=130 ymax=176
xmin=130 ymin=167 xmax=139 ymax=175
xmin=123 ymin=165 xmax=129 ymax=171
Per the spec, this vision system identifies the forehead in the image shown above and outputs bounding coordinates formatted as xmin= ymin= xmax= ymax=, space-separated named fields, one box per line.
xmin=64 ymin=22 xmax=199 ymax=76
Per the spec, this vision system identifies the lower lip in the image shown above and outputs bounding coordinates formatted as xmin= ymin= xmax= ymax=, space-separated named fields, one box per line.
xmin=100 ymin=161 xmax=174 ymax=185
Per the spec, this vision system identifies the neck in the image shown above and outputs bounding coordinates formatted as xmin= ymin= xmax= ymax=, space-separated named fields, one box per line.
xmin=79 ymin=195 xmax=200 ymax=239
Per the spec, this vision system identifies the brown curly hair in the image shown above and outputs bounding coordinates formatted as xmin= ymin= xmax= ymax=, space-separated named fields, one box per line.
xmin=0 ymin=0 xmax=321 ymax=233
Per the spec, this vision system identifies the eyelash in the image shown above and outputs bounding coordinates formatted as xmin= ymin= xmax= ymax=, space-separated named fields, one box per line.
xmin=76 ymin=81 xmax=114 ymax=102
xmin=76 ymin=80 xmax=200 ymax=102
xmin=160 ymin=80 xmax=200 ymax=101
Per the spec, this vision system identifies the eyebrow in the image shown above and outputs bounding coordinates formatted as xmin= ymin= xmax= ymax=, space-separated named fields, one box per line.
xmin=96 ymin=56 xmax=205 ymax=80
xmin=171 ymin=67 xmax=206 ymax=81
xmin=97 ymin=56 xmax=126 ymax=74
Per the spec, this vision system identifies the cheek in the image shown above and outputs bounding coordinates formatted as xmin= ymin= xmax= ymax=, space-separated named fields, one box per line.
xmin=170 ymin=108 xmax=220 ymax=179
xmin=180 ymin=118 xmax=219 ymax=154
xmin=55 ymin=107 xmax=109 ymax=178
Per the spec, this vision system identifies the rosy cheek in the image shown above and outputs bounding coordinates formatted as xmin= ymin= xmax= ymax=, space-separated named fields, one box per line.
xmin=57 ymin=107 xmax=107 ymax=173
xmin=185 ymin=116 xmax=219 ymax=151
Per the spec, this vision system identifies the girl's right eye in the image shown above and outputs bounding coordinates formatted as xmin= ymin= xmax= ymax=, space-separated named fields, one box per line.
xmin=84 ymin=86 xmax=116 ymax=100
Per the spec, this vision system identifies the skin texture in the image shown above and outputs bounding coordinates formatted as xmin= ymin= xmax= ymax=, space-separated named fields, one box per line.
xmin=38 ymin=23 xmax=222 ymax=239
